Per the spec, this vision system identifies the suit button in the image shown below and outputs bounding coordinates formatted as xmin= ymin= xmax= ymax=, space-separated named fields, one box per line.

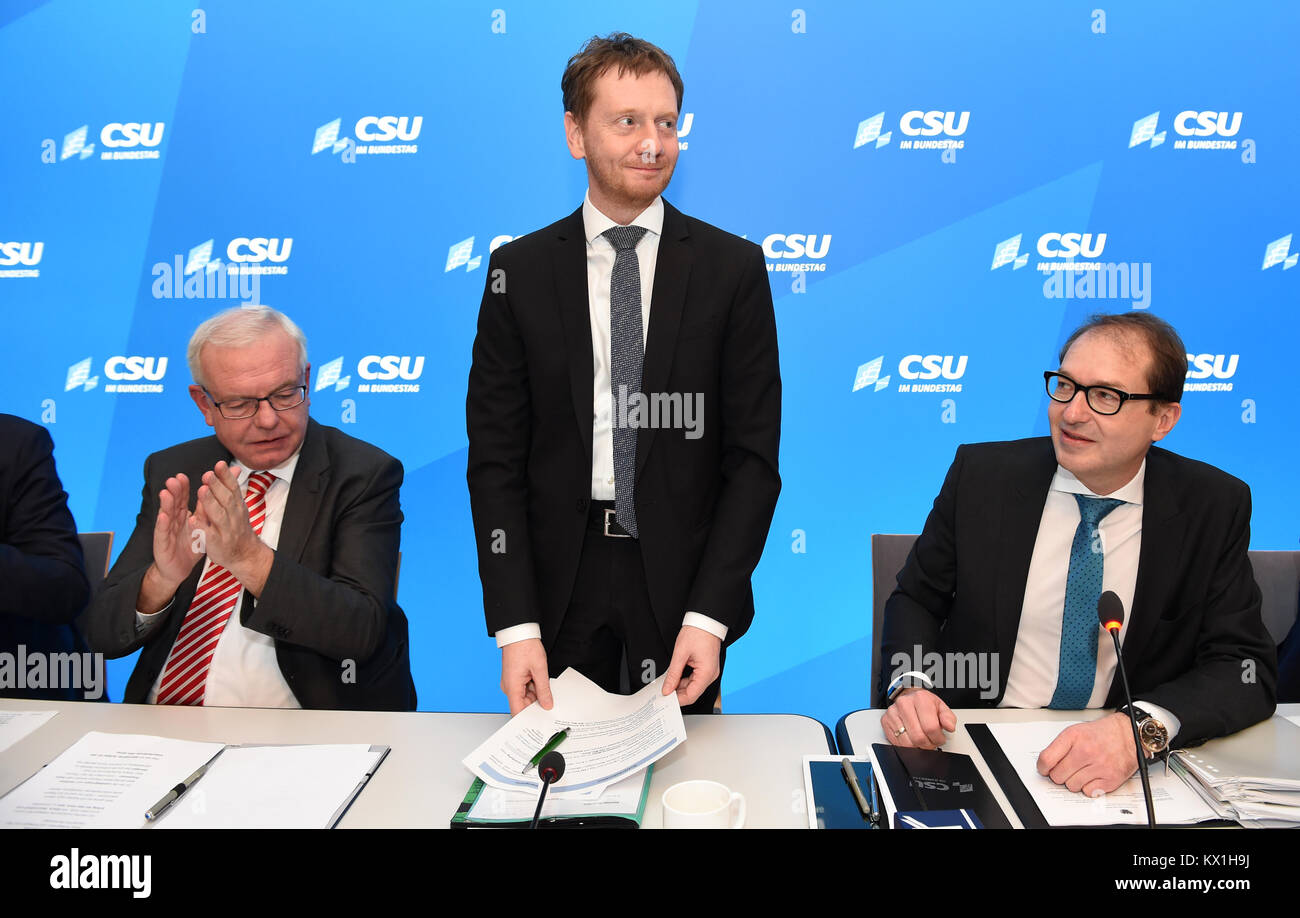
xmin=576 ymin=498 xmax=589 ymax=512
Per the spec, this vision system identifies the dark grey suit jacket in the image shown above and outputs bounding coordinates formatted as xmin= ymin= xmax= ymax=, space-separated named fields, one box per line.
xmin=880 ymin=437 xmax=1276 ymax=746
xmin=0 ymin=415 xmax=92 ymax=700
xmin=82 ymin=418 xmax=415 ymax=710
xmin=467 ymin=199 xmax=782 ymax=650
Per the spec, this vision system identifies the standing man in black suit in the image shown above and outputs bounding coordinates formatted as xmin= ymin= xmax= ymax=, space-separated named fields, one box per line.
xmin=879 ymin=313 xmax=1276 ymax=796
xmin=467 ymin=33 xmax=781 ymax=715
xmin=82 ymin=306 xmax=414 ymax=710
xmin=0 ymin=414 xmax=94 ymax=700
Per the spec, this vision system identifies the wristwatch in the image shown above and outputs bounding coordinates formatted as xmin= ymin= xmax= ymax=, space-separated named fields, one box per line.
xmin=1120 ymin=704 xmax=1170 ymax=758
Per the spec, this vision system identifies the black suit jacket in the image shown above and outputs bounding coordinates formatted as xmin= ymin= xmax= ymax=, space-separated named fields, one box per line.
xmin=880 ymin=437 xmax=1276 ymax=746
xmin=466 ymin=200 xmax=781 ymax=649
xmin=0 ymin=415 xmax=92 ymax=700
xmin=81 ymin=418 xmax=415 ymax=710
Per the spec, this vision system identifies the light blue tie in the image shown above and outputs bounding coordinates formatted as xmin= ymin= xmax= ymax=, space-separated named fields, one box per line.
xmin=1048 ymin=494 xmax=1124 ymax=709
xmin=604 ymin=225 xmax=648 ymax=538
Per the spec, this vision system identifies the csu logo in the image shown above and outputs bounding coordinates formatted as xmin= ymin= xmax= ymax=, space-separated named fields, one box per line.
xmin=59 ymin=122 xmax=165 ymax=160
xmin=446 ymin=235 xmax=516 ymax=272
xmin=1174 ymin=111 xmax=1242 ymax=137
xmin=1036 ymin=233 xmax=1106 ymax=259
xmin=855 ymin=111 xmax=969 ymax=149
xmin=899 ymin=111 xmax=970 ymax=137
xmin=66 ymin=356 xmax=167 ymax=392
xmin=313 ymin=116 xmax=422 ymax=157
xmin=1262 ymin=235 xmax=1297 ymax=270
xmin=227 ymin=237 xmax=293 ymax=264
xmin=358 ymin=355 xmax=425 ymax=380
xmin=105 ymin=356 xmax=168 ymax=381
xmin=899 ymin=355 xmax=968 ymax=380
xmin=992 ymin=232 xmax=1105 ymax=269
xmin=185 ymin=238 xmax=293 ymax=276
xmin=762 ymin=234 xmax=832 ymax=259
xmin=354 ymin=116 xmax=423 ymax=142
xmin=102 ymin=122 xmax=166 ymax=147
xmin=1131 ymin=111 xmax=1244 ymax=149
xmin=1186 ymin=354 xmax=1238 ymax=379
xmin=853 ymin=354 xmax=968 ymax=392
xmin=0 ymin=242 xmax=43 ymax=266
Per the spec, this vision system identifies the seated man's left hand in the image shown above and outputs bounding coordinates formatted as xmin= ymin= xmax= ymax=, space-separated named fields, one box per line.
xmin=1036 ymin=712 xmax=1139 ymax=797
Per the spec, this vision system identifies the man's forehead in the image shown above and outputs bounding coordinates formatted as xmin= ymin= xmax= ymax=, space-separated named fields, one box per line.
xmin=589 ymin=67 xmax=677 ymax=110
xmin=1061 ymin=329 xmax=1152 ymax=385
xmin=201 ymin=333 xmax=299 ymax=382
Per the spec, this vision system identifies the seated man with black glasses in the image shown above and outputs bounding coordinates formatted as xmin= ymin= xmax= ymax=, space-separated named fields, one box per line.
xmin=82 ymin=306 xmax=415 ymax=710
xmin=878 ymin=312 xmax=1276 ymax=797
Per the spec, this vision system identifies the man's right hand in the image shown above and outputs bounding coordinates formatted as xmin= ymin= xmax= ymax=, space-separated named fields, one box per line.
xmin=501 ymin=638 xmax=554 ymax=716
xmin=138 ymin=474 xmax=203 ymax=614
xmin=880 ymin=687 xmax=958 ymax=749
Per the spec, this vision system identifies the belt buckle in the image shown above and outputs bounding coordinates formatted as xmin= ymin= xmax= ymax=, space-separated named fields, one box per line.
xmin=603 ymin=508 xmax=631 ymax=538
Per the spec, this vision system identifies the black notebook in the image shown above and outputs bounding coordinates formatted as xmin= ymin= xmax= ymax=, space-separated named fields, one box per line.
xmin=870 ymin=743 xmax=1012 ymax=829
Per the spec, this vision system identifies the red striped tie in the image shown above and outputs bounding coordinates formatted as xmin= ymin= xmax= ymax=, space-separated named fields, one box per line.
xmin=155 ymin=471 xmax=275 ymax=706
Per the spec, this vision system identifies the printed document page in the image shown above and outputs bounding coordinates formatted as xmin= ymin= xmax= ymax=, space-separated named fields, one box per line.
xmin=986 ymin=720 xmax=1218 ymax=826
xmin=464 ymin=668 xmax=686 ymax=796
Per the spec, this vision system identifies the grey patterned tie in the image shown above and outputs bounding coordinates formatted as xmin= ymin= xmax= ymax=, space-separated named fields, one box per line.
xmin=604 ymin=224 xmax=648 ymax=538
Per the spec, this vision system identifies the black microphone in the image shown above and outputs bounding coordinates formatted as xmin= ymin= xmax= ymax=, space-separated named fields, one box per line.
xmin=529 ymin=751 xmax=566 ymax=829
xmin=1097 ymin=590 xmax=1155 ymax=828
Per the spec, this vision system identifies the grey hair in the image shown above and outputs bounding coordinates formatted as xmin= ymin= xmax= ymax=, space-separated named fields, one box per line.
xmin=187 ymin=305 xmax=308 ymax=388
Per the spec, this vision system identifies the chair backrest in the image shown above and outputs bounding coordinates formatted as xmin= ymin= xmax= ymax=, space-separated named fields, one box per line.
xmin=870 ymin=533 xmax=919 ymax=708
xmin=1248 ymin=550 xmax=1300 ymax=644
xmin=78 ymin=531 xmax=114 ymax=594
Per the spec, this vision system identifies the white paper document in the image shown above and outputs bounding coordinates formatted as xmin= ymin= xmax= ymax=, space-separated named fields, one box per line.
xmin=0 ymin=731 xmax=224 ymax=828
xmin=155 ymin=744 xmax=385 ymax=829
xmin=0 ymin=709 xmax=58 ymax=754
xmin=463 ymin=668 xmax=686 ymax=796
xmin=986 ymin=721 xmax=1219 ymax=826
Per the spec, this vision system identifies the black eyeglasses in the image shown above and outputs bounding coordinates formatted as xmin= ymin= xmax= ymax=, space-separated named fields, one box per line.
xmin=203 ymin=385 xmax=307 ymax=420
xmin=1043 ymin=372 xmax=1165 ymax=416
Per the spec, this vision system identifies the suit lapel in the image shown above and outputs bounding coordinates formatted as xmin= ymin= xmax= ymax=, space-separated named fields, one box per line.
xmin=636 ymin=200 xmax=691 ymax=479
xmin=1111 ymin=448 xmax=1184 ymax=697
xmin=993 ymin=440 xmax=1058 ymax=675
xmin=554 ymin=206 xmax=595 ymax=466
xmin=275 ymin=418 xmax=329 ymax=563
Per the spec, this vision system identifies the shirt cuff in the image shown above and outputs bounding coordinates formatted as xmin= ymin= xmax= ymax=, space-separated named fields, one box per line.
xmin=682 ymin=612 xmax=728 ymax=642
xmin=1134 ymin=699 xmax=1181 ymax=745
xmin=495 ymin=622 xmax=542 ymax=648
xmin=135 ymin=598 xmax=174 ymax=634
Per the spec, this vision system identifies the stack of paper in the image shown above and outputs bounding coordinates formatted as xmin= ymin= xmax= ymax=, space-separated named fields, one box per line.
xmin=1173 ymin=715 xmax=1300 ymax=828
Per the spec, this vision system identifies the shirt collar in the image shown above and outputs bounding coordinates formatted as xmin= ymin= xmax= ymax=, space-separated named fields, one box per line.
xmin=582 ymin=191 xmax=663 ymax=246
xmin=1051 ymin=458 xmax=1145 ymax=507
xmin=235 ymin=444 xmax=301 ymax=489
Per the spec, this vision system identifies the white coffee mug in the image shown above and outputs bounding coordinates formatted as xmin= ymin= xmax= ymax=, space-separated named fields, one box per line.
xmin=661 ymin=780 xmax=746 ymax=829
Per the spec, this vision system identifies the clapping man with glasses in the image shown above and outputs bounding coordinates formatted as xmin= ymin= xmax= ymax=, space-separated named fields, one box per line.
xmin=83 ymin=306 xmax=416 ymax=710
xmin=878 ymin=313 xmax=1275 ymax=796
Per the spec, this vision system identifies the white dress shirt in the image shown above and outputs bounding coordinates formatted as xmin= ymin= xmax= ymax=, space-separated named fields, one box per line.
xmin=139 ymin=451 xmax=302 ymax=708
xmin=495 ymin=192 xmax=726 ymax=648
xmin=1000 ymin=459 xmax=1180 ymax=739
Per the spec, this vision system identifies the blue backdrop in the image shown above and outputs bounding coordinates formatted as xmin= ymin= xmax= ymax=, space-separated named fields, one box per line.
xmin=2 ymin=0 xmax=1296 ymax=726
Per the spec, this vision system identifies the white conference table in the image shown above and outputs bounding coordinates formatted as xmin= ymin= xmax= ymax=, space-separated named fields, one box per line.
xmin=0 ymin=699 xmax=833 ymax=828
xmin=838 ymin=702 xmax=1300 ymax=828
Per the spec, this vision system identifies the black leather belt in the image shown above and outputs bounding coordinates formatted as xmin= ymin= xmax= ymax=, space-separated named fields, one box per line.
xmin=587 ymin=500 xmax=632 ymax=538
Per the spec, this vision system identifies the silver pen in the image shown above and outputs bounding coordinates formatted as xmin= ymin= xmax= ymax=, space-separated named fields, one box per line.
xmin=144 ymin=754 xmax=220 ymax=822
